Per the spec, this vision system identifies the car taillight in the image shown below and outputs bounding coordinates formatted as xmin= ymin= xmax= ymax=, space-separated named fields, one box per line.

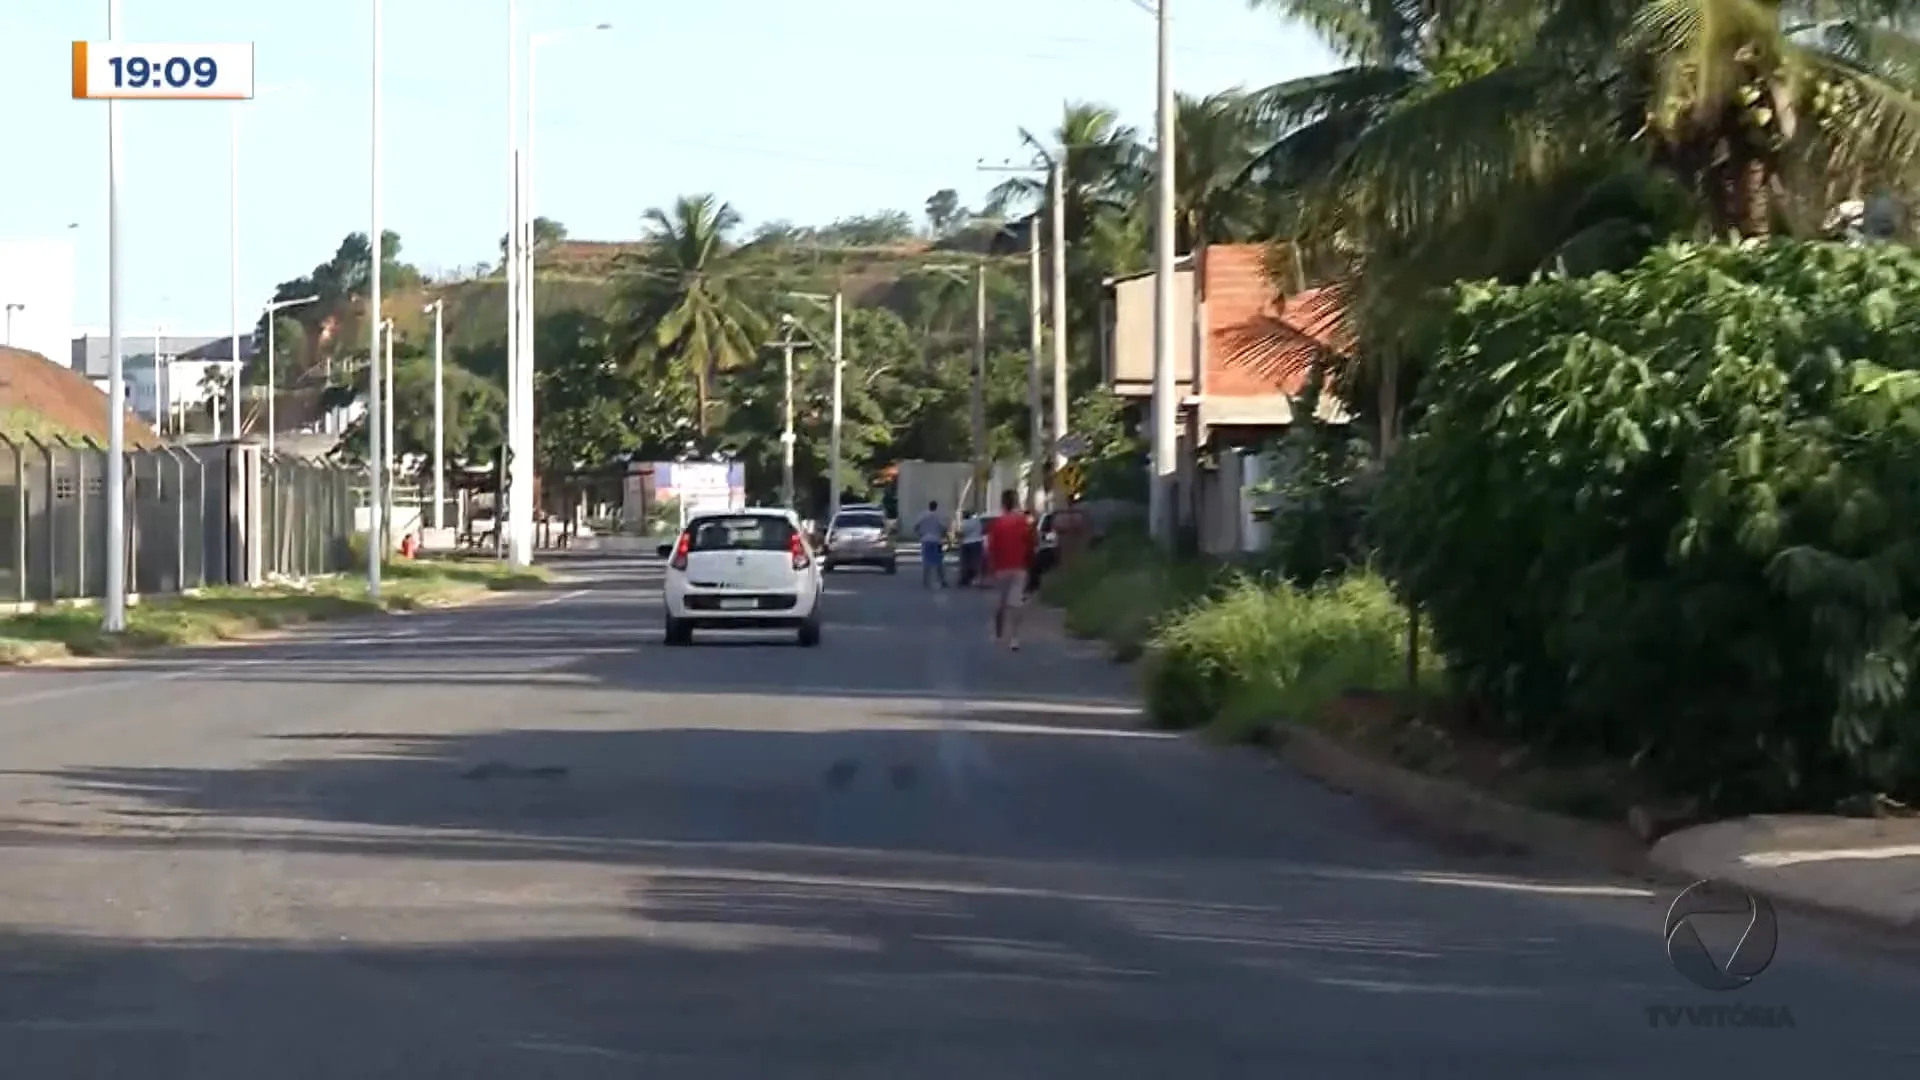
xmin=669 ymin=532 xmax=690 ymax=571
xmin=789 ymin=532 xmax=810 ymax=570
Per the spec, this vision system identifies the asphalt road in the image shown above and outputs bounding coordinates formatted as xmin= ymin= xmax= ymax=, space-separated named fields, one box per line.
xmin=0 ymin=552 xmax=1915 ymax=1077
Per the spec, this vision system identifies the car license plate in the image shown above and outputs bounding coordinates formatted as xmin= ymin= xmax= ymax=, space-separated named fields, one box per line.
xmin=718 ymin=598 xmax=755 ymax=610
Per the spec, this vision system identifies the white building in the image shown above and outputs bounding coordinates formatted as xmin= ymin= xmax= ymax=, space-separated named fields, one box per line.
xmin=0 ymin=236 xmax=76 ymax=367
xmin=71 ymin=331 xmax=251 ymax=431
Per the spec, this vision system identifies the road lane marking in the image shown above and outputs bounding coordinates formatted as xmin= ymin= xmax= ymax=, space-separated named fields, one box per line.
xmin=532 ymin=587 xmax=592 ymax=607
xmin=506 ymin=1039 xmax=639 ymax=1061
xmin=0 ymin=667 xmax=202 ymax=710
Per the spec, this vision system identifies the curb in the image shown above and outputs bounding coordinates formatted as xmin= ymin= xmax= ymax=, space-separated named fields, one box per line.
xmin=1265 ymin=719 xmax=1674 ymax=882
xmin=1646 ymin=825 xmax=1920 ymax=941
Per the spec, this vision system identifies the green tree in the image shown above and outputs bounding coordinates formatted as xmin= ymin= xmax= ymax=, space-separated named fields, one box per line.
xmin=254 ymin=230 xmax=421 ymax=389
xmin=717 ymin=317 xmax=889 ymax=512
xmin=612 ymin=194 xmax=768 ymax=437
xmin=924 ymin=189 xmax=967 ymax=235
xmin=534 ymin=309 xmax=699 ymax=476
xmin=497 ymin=216 xmax=570 ymax=259
xmin=330 ymin=337 xmax=504 ymax=473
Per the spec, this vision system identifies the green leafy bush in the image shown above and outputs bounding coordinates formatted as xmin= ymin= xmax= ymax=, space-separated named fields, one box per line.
xmin=1141 ymin=571 xmax=1434 ymax=737
xmin=1255 ymin=369 xmax=1377 ymax=586
xmin=1041 ymin=531 xmax=1220 ymax=660
xmin=1373 ymin=240 xmax=1920 ymax=810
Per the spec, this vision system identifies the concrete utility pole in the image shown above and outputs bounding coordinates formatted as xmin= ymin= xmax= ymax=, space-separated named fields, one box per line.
xmin=1026 ymin=217 xmax=1044 ymax=513
xmin=979 ymin=152 xmax=1068 ymax=513
xmin=768 ymin=317 xmax=814 ymax=511
xmin=1048 ymin=157 xmax=1068 ymax=504
xmin=1150 ymin=0 xmax=1178 ymax=544
xmin=973 ymin=265 xmax=987 ymax=512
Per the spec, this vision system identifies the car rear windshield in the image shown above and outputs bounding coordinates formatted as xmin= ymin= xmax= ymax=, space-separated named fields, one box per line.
xmin=686 ymin=516 xmax=795 ymax=552
xmin=832 ymin=513 xmax=887 ymax=531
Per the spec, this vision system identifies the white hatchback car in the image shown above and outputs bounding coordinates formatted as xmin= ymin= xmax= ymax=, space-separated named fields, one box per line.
xmin=658 ymin=508 xmax=824 ymax=647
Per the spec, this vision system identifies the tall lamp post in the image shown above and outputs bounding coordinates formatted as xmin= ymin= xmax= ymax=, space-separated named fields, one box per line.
xmin=380 ymin=317 xmax=395 ymax=545
xmin=229 ymin=85 xmax=296 ymax=441
xmin=262 ymin=294 xmax=319 ymax=459
xmin=366 ymin=0 xmax=384 ymax=597
xmin=2 ymin=302 xmax=22 ymax=346
xmin=103 ymin=0 xmax=127 ymax=633
xmin=424 ymin=298 xmax=447 ymax=531
xmin=510 ymin=20 xmax=612 ymax=567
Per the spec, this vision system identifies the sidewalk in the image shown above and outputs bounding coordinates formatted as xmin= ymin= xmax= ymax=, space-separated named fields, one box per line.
xmin=1651 ymin=815 xmax=1920 ymax=930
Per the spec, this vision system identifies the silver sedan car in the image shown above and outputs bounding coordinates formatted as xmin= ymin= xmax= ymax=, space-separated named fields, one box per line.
xmin=820 ymin=508 xmax=897 ymax=573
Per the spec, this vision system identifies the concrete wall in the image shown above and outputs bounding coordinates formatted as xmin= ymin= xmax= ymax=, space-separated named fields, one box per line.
xmin=1107 ymin=271 xmax=1196 ymax=396
xmin=0 ymin=238 xmax=75 ymax=370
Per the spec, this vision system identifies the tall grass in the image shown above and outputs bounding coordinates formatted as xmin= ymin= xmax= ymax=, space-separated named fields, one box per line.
xmin=1142 ymin=570 xmax=1442 ymax=740
xmin=1041 ymin=531 xmax=1224 ymax=660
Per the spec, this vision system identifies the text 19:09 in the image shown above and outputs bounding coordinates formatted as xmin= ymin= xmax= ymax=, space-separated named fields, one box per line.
xmin=109 ymin=57 xmax=218 ymax=89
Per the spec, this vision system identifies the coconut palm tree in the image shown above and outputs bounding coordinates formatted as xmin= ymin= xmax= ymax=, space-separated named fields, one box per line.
xmin=1173 ymin=89 xmax=1280 ymax=248
xmin=1232 ymin=0 xmax=1920 ymax=459
xmin=983 ymin=102 xmax=1144 ymax=243
xmin=613 ymin=194 xmax=768 ymax=437
xmin=1250 ymin=0 xmax=1920 ymax=249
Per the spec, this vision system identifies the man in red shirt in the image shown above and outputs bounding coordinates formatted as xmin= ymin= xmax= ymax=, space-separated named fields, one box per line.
xmin=983 ymin=488 xmax=1036 ymax=650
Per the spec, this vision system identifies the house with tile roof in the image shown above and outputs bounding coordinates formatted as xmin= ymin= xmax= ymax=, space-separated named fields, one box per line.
xmin=1100 ymin=243 xmax=1351 ymax=555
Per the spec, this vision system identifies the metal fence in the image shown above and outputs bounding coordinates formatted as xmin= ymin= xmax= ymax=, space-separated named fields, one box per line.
xmin=0 ymin=435 xmax=357 ymax=605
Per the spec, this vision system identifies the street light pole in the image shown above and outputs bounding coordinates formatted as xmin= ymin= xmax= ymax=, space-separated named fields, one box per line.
xmin=103 ymin=0 xmax=127 ymax=633
xmin=1150 ymin=0 xmax=1178 ymax=545
xmin=229 ymin=105 xmax=244 ymax=440
xmin=426 ymin=299 xmax=446 ymax=531
xmin=512 ymin=23 xmax=611 ymax=568
xmin=367 ymin=0 xmax=384 ymax=598
xmin=382 ymin=318 xmax=395 ymax=539
xmin=262 ymin=294 xmax=320 ymax=459
xmin=2 ymin=302 xmax=21 ymax=346
xmin=782 ymin=334 xmax=796 ymax=510
xmin=504 ymin=0 xmax=521 ymax=566
xmin=828 ymin=290 xmax=843 ymax=521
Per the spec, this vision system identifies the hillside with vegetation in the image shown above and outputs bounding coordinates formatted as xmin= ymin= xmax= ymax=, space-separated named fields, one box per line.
xmin=251 ymin=196 xmax=1112 ymax=509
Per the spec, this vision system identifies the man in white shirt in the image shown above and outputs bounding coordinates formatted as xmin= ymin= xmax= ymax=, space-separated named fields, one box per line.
xmin=912 ymin=501 xmax=949 ymax=588
xmin=956 ymin=510 xmax=986 ymax=586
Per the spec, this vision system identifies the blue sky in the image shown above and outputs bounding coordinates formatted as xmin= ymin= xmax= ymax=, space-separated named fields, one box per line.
xmin=1 ymin=0 xmax=1335 ymax=332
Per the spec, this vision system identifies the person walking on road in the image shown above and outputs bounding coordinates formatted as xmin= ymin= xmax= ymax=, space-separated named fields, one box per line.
xmin=913 ymin=500 xmax=950 ymax=589
xmin=984 ymin=488 xmax=1036 ymax=650
xmin=957 ymin=510 xmax=985 ymax=587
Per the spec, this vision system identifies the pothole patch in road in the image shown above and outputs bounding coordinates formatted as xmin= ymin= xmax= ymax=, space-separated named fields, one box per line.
xmin=823 ymin=759 xmax=860 ymax=789
xmin=460 ymin=761 xmax=570 ymax=782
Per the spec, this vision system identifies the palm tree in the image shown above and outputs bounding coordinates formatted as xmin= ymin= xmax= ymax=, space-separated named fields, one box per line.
xmin=1232 ymin=0 xmax=1920 ymax=460
xmin=983 ymin=102 xmax=1144 ymax=243
xmin=613 ymin=194 xmax=767 ymax=437
xmin=1250 ymin=0 xmax=1920 ymax=248
xmin=985 ymin=103 xmax=1148 ymax=368
xmin=1173 ymin=89 xmax=1278 ymax=248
